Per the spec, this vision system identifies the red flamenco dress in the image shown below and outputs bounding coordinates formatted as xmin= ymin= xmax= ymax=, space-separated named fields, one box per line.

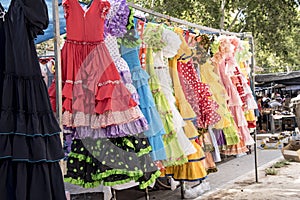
xmin=49 ymin=0 xmax=143 ymax=128
xmin=49 ymin=0 xmax=159 ymax=188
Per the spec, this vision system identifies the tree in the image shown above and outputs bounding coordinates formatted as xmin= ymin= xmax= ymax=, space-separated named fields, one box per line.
xmin=128 ymin=0 xmax=300 ymax=73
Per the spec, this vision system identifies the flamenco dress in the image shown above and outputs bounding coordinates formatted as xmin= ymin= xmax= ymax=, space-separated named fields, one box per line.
xmin=152 ymin=27 xmax=196 ymax=158
xmin=211 ymin=36 xmax=250 ymax=155
xmin=237 ymin=48 xmax=258 ymax=129
xmin=175 ymin=32 xmax=220 ymax=129
xmin=0 ymin=0 xmax=66 ymax=199
xmin=199 ymin=61 xmax=240 ymax=146
xmin=143 ymin=23 xmax=188 ymax=167
xmin=48 ymin=0 xmax=159 ymax=188
xmin=162 ymin=28 xmax=207 ymax=181
xmin=120 ymin=20 xmax=166 ymax=162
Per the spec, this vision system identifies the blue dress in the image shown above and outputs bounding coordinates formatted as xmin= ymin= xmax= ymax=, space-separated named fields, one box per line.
xmin=121 ymin=44 xmax=166 ymax=161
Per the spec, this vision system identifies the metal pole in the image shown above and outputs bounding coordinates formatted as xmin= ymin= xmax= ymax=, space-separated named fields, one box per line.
xmin=52 ymin=0 xmax=64 ymax=173
xmin=249 ymin=35 xmax=259 ymax=183
xmin=127 ymin=2 xmax=246 ymax=38
xmin=180 ymin=181 xmax=185 ymax=199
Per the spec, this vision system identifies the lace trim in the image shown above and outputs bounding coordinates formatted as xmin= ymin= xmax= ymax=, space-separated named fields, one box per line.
xmin=65 ymin=80 xmax=83 ymax=84
xmin=62 ymin=107 xmax=142 ymax=128
xmin=64 ymin=80 xmax=121 ymax=86
xmin=65 ymin=39 xmax=104 ymax=45
xmin=97 ymin=80 xmax=121 ymax=87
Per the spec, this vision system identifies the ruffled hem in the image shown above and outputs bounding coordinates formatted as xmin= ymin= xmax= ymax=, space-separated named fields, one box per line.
xmin=162 ymin=155 xmax=188 ymax=167
xmin=0 ymin=110 xmax=60 ymax=135
xmin=71 ymin=81 xmax=137 ymax=114
xmin=62 ymin=106 xmax=143 ymax=128
xmin=104 ymin=0 xmax=129 ymax=37
xmin=239 ymin=126 xmax=255 ymax=145
xmin=91 ymin=169 xmax=143 ymax=182
xmin=75 ymin=117 xmax=148 ymax=138
xmin=131 ymin=66 xmax=150 ymax=89
xmin=0 ymin=134 xmax=64 ymax=162
xmin=201 ymin=152 xmax=217 ymax=172
xmin=148 ymin=133 xmax=167 ymax=161
xmin=64 ymin=177 xmax=101 ymax=189
xmin=67 ymin=138 xmax=155 ymax=172
xmin=162 ymin=160 xmax=207 ymax=181
xmin=0 ymin=159 xmax=66 ymax=200
xmin=187 ymin=140 xmax=206 ymax=161
xmin=221 ymin=141 xmax=249 ymax=156
xmin=65 ymin=138 xmax=159 ymax=189
xmin=65 ymin=169 xmax=161 ymax=189
xmin=0 ymin=73 xmax=60 ymax=135
xmin=68 ymin=150 xmax=154 ymax=166
xmin=139 ymin=170 xmax=161 ymax=189
xmin=141 ymin=106 xmax=166 ymax=138
xmin=222 ymin=126 xmax=240 ymax=146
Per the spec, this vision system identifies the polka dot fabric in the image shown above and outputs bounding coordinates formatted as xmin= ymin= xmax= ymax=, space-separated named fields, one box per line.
xmin=177 ymin=60 xmax=221 ymax=128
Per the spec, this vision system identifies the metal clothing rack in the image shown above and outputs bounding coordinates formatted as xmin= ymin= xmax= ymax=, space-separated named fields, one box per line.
xmin=51 ymin=1 xmax=258 ymax=199
xmin=127 ymin=2 xmax=251 ymax=38
xmin=126 ymin=2 xmax=258 ymax=199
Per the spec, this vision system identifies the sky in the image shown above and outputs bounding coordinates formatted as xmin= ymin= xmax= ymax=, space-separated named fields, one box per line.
xmin=1 ymin=0 xmax=66 ymax=43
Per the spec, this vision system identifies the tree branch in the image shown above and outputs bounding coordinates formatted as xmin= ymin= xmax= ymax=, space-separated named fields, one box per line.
xmin=227 ymin=8 xmax=245 ymax=31
xmin=219 ymin=0 xmax=226 ymax=29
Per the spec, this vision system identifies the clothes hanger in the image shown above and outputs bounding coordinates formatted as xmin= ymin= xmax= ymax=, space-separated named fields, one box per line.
xmin=86 ymin=0 xmax=93 ymax=9
xmin=78 ymin=0 xmax=92 ymax=5
xmin=0 ymin=4 xmax=5 ymax=22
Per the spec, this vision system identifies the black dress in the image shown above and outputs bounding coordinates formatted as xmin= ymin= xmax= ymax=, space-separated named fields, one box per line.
xmin=0 ymin=0 xmax=66 ymax=199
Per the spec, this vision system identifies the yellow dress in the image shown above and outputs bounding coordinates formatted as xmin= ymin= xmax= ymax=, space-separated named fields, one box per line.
xmin=200 ymin=61 xmax=240 ymax=146
xmin=162 ymin=28 xmax=207 ymax=181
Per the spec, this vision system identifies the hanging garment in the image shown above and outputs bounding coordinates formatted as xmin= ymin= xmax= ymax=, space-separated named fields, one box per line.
xmin=39 ymin=58 xmax=55 ymax=87
xmin=48 ymin=0 xmax=145 ymax=132
xmin=120 ymin=23 xmax=166 ymax=161
xmin=53 ymin=0 xmax=160 ymax=189
xmin=153 ymin=27 xmax=196 ymax=157
xmin=162 ymin=28 xmax=207 ymax=181
xmin=175 ymin=32 xmax=220 ymax=129
xmin=104 ymin=0 xmax=129 ymax=38
xmin=177 ymin=60 xmax=221 ymax=128
xmin=198 ymin=129 xmax=218 ymax=173
xmin=211 ymin=36 xmax=251 ymax=154
xmin=0 ymin=0 xmax=66 ymax=199
xmin=199 ymin=61 xmax=240 ymax=146
xmin=74 ymin=34 xmax=149 ymax=138
xmin=147 ymin=48 xmax=188 ymax=166
xmin=65 ymin=135 xmax=161 ymax=189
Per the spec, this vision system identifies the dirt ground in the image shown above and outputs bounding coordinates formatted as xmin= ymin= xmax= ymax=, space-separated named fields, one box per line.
xmin=201 ymin=160 xmax=300 ymax=200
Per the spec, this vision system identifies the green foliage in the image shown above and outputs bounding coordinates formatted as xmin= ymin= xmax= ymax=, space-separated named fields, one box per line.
xmin=128 ymin=0 xmax=300 ymax=73
xmin=272 ymin=160 xmax=290 ymax=168
xmin=265 ymin=159 xmax=290 ymax=175
xmin=265 ymin=167 xmax=278 ymax=176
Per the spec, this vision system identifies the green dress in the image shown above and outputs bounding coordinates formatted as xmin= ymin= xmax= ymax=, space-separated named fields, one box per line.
xmin=144 ymin=23 xmax=188 ymax=166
